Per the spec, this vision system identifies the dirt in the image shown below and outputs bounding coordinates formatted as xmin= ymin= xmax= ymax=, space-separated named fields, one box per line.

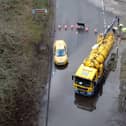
xmin=114 ymin=0 xmax=126 ymax=113
xmin=0 ymin=0 xmax=52 ymax=126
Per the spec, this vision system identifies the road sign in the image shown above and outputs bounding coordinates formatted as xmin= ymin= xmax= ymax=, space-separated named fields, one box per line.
xmin=32 ymin=9 xmax=48 ymax=14
xmin=32 ymin=9 xmax=36 ymax=15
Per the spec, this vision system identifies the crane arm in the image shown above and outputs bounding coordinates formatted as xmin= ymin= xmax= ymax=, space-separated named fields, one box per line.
xmin=103 ymin=16 xmax=120 ymax=37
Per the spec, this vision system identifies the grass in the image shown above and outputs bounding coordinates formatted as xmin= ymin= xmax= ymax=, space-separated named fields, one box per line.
xmin=0 ymin=0 xmax=51 ymax=126
xmin=33 ymin=0 xmax=48 ymax=8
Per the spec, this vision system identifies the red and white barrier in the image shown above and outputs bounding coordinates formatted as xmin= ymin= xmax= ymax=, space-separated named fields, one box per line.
xmin=57 ymin=24 xmax=91 ymax=32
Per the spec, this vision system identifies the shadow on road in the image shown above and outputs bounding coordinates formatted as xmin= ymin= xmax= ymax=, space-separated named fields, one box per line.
xmin=55 ymin=63 xmax=68 ymax=70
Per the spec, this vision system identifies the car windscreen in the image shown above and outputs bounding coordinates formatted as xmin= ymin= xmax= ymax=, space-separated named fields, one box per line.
xmin=75 ymin=76 xmax=91 ymax=87
xmin=55 ymin=49 xmax=65 ymax=56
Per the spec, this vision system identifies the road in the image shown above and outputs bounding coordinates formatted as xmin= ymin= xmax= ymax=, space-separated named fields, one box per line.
xmin=48 ymin=0 xmax=126 ymax=126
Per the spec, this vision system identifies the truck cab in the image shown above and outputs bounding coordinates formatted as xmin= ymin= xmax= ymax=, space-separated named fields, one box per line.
xmin=72 ymin=64 xmax=98 ymax=96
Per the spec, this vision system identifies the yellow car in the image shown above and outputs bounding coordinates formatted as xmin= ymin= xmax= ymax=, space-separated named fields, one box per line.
xmin=53 ymin=40 xmax=68 ymax=66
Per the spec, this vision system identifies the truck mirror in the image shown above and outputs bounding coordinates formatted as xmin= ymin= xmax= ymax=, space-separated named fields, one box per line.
xmin=72 ymin=75 xmax=74 ymax=80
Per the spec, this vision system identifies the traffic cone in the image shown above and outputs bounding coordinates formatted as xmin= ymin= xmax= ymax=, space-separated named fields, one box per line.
xmin=85 ymin=27 xmax=89 ymax=32
xmin=94 ymin=28 xmax=97 ymax=34
xmin=58 ymin=25 xmax=62 ymax=30
xmin=64 ymin=25 xmax=68 ymax=30
xmin=70 ymin=25 xmax=74 ymax=30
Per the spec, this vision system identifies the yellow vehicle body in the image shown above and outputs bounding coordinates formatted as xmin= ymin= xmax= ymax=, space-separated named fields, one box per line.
xmin=72 ymin=32 xmax=115 ymax=96
xmin=75 ymin=65 xmax=97 ymax=81
xmin=73 ymin=65 xmax=97 ymax=95
xmin=53 ymin=40 xmax=68 ymax=66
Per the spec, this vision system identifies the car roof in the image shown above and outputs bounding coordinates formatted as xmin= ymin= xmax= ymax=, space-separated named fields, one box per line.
xmin=54 ymin=40 xmax=66 ymax=49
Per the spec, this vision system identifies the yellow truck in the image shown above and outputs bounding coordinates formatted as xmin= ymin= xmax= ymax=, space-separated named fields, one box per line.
xmin=72 ymin=17 xmax=119 ymax=96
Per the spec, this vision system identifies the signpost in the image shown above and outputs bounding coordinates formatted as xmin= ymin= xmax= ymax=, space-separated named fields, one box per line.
xmin=32 ymin=8 xmax=48 ymax=15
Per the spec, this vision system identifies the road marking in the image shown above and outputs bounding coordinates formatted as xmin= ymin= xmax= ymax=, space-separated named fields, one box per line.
xmin=101 ymin=0 xmax=107 ymax=29
xmin=52 ymin=71 xmax=55 ymax=76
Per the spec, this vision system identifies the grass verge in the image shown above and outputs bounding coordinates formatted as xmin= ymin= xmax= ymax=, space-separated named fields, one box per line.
xmin=0 ymin=0 xmax=52 ymax=126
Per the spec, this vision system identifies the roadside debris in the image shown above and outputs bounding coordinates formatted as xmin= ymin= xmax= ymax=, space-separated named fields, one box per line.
xmin=112 ymin=23 xmax=126 ymax=39
xmin=107 ymin=53 xmax=118 ymax=71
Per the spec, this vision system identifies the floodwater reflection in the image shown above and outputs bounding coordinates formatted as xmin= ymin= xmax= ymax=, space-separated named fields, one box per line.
xmin=74 ymin=69 xmax=110 ymax=112
xmin=74 ymin=83 xmax=103 ymax=112
xmin=74 ymin=93 xmax=98 ymax=112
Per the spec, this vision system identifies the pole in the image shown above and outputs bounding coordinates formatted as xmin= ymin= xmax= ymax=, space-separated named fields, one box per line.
xmin=103 ymin=16 xmax=119 ymax=37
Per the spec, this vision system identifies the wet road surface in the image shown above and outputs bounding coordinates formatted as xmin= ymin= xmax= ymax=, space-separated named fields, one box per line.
xmin=48 ymin=0 xmax=126 ymax=126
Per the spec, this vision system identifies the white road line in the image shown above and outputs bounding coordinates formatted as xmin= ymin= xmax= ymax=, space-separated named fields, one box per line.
xmin=101 ymin=0 xmax=107 ymax=29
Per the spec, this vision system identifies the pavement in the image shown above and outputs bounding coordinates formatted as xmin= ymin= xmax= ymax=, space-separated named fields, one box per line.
xmin=88 ymin=0 xmax=126 ymax=16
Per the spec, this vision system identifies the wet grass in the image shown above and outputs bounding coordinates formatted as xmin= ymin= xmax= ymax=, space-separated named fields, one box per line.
xmin=0 ymin=0 xmax=51 ymax=126
xmin=33 ymin=0 xmax=48 ymax=8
